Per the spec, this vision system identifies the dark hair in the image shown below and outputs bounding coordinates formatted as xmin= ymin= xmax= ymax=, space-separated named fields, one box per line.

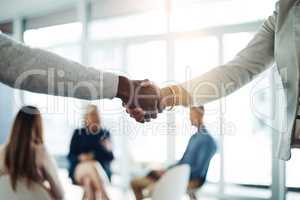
xmin=5 ymin=106 xmax=44 ymax=191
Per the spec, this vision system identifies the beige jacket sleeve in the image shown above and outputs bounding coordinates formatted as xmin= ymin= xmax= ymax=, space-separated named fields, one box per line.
xmin=181 ymin=11 xmax=277 ymax=106
xmin=0 ymin=34 xmax=119 ymax=100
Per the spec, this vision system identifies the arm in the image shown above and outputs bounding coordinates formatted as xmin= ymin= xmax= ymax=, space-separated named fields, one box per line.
xmin=95 ymin=130 xmax=114 ymax=161
xmin=161 ymin=11 xmax=277 ymax=107
xmin=0 ymin=35 xmax=160 ymax=122
xmin=67 ymin=130 xmax=80 ymax=164
xmin=177 ymin=136 xmax=197 ymax=166
xmin=0 ymin=33 xmax=119 ymax=100
xmin=95 ymin=141 xmax=114 ymax=161
xmin=40 ymin=148 xmax=64 ymax=200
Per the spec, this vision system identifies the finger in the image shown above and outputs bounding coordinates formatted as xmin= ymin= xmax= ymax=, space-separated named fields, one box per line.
xmin=150 ymin=112 xmax=157 ymax=119
xmin=129 ymin=108 xmax=143 ymax=118
xmin=144 ymin=113 xmax=152 ymax=122
xmin=147 ymin=109 xmax=158 ymax=119
xmin=135 ymin=116 xmax=145 ymax=123
xmin=129 ymin=108 xmax=145 ymax=123
xmin=135 ymin=113 xmax=145 ymax=123
xmin=137 ymin=119 xmax=145 ymax=123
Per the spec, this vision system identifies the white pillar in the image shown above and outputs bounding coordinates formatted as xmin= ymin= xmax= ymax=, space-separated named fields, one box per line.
xmin=13 ymin=17 xmax=24 ymax=41
xmin=0 ymin=18 xmax=24 ymax=144
xmin=217 ymin=34 xmax=225 ymax=196
xmin=270 ymin=67 xmax=286 ymax=200
xmin=165 ymin=0 xmax=176 ymax=165
xmin=77 ymin=0 xmax=91 ymax=65
xmin=166 ymin=39 xmax=176 ymax=164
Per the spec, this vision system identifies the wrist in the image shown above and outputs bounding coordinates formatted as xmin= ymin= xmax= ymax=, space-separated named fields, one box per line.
xmin=116 ymin=76 xmax=131 ymax=103
xmin=160 ymin=86 xmax=176 ymax=108
xmin=160 ymin=85 xmax=192 ymax=108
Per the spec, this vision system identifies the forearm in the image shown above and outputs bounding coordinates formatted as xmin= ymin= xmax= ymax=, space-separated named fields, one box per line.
xmin=95 ymin=149 xmax=114 ymax=161
xmin=0 ymin=33 xmax=119 ymax=100
xmin=43 ymin=152 xmax=64 ymax=200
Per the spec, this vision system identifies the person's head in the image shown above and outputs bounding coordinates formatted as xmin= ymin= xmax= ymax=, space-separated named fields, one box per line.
xmin=84 ymin=104 xmax=101 ymax=133
xmin=189 ymin=106 xmax=205 ymax=127
xmin=4 ymin=105 xmax=44 ymax=191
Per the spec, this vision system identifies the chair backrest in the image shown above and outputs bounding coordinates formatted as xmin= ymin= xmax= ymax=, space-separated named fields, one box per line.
xmin=152 ymin=164 xmax=190 ymax=200
xmin=0 ymin=175 xmax=52 ymax=200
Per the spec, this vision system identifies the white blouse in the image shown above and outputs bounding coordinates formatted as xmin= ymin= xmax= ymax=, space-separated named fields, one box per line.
xmin=0 ymin=145 xmax=64 ymax=200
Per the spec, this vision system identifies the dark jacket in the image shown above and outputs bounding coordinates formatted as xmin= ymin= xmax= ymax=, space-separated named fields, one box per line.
xmin=67 ymin=128 xmax=114 ymax=183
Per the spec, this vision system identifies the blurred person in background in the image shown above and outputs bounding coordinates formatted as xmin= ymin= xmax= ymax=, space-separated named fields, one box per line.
xmin=0 ymin=106 xmax=64 ymax=200
xmin=130 ymin=106 xmax=217 ymax=200
xmin=68 ymin=104 xmax=114 ymax=200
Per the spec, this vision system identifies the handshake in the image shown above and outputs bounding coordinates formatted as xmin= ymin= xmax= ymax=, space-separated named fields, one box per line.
xmin=116 ymin=76 xmax=191 ymax=123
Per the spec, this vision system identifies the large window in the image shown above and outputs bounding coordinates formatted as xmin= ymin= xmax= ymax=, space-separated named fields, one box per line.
xmin=88 ymin=43 xmax=123 ymax=70
xmin=126 ymin=40 xmax=168 ymax=163
xmin=174 ymin=36 xmax=221 ymax=183
xmin=23 ymin=23 xmax=82 ymax=155
xmin=222 ymin=32 xmax=272 ymax=187
xmin=89 ymin=11 xmax=167 ymax=40
xmin=171 ymin=0 xmax=275 ymax=32
xmin=24 ymin=22 xmax=82 ymax=48
xmin=173 ymin=32 xmax=272 ymax=198
xmin=11 ymin=0 xmax=298 ymax=198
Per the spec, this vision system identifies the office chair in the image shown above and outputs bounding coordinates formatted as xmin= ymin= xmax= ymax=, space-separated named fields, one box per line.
xmin=0 ymin=175 xmax=52 ymax=200
xmin=151 ymin=164 xmax=190 ymax=200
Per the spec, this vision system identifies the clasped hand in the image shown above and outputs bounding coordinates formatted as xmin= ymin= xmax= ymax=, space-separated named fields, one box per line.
xmin=116 ymin=76 xmax=166 ymax=123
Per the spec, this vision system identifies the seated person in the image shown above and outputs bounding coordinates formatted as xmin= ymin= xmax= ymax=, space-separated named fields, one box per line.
xmin=131 ymin=106 xmax=217 ymax=200
xmin=0 ymin=106 xmax=64 ymax=200
xmin=68 ymin=104 xmax=114 ymax=200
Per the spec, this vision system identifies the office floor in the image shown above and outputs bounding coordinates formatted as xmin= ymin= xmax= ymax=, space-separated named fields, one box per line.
xmin=59 ymin=170 xmax=300 ymax=200
xmin=60 ymin=169 xmax=217 ymax=200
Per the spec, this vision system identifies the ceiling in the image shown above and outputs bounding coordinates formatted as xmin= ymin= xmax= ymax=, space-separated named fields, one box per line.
xmin=0 ymin=0 xmax=236 ymax=23
xmin=0 ymin=0 xmax=77 ymax=22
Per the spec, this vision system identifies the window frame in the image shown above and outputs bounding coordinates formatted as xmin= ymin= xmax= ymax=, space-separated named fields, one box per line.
xmin=7 ymin=0 xmax=292 ymax=198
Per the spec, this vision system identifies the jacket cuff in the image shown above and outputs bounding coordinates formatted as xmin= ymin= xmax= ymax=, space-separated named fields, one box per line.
xmin=102 ymin=72 xmax=119 ymax=99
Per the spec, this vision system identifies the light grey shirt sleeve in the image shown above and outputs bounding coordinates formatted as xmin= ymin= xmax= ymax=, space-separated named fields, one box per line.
xmin=181 ymin=12 xmax=276 ymax=106
xmin=0 ymin=33 xmax=119 ymax=100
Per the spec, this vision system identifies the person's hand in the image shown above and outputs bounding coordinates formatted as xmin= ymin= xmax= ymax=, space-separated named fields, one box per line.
xmin=116 ymin=76 xmax=162 ymax=123
xmin=100 ymin=139 xmax=113 ymax=151
xmin=147 ymin=169 xmax=165 ymax=181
